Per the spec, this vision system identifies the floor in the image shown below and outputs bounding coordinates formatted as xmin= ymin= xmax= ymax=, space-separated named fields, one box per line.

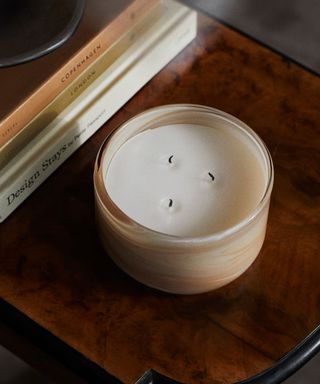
xmin=1 ymin=1 xmax=320 ymax=383
xmin=0 ymin=346 xmax=51 ymax=384
xmin=185 ymin=0 xmax=320 ymax=73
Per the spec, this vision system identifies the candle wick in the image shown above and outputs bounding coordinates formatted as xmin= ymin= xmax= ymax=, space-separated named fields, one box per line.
xmin=208 ymin=172 xmax=215 ymax=181
xmin=169 ymin=199 xmax=173 ymax=208
xmin=168 ymin=155 xmax=174 ymax=164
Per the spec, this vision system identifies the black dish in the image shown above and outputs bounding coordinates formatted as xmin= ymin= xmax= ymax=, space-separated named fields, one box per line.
xmin=0 ymin=0 xmax=85 ymax=68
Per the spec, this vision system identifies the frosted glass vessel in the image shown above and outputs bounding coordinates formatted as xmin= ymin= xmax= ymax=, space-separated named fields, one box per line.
xmin=94 ymin=104 xmax=274 ymax=294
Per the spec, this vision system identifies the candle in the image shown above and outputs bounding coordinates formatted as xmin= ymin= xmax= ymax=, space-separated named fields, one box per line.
xmin=94 ymin=105 xmax=273 ymax=294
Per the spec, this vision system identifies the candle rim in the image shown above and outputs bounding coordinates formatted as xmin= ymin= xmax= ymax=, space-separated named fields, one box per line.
xmin=94 ymin=104 xmax=274 ymax=244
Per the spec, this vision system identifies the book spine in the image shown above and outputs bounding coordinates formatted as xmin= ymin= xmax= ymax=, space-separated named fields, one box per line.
xmin=0 ymin=0 xmax=160 ymax=147
xmin=0 ymin=0 xmax=190 ymax=183
xmin=0 ymin=5 xmax=197 ymax=222
xmin=0 ymin=2 xmax=162 ymax=169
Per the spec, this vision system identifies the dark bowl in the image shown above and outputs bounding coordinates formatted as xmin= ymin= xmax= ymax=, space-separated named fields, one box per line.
xmin=0 ymin=0 xmax=85 ymax=67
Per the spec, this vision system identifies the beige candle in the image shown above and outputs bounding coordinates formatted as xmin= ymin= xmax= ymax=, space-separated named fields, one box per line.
xmin=94 ymin=104 xmax=273 ymax=294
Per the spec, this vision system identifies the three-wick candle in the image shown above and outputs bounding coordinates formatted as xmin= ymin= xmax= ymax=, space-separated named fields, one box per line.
xmin=94 ymin=104 xmax=273 ymax=294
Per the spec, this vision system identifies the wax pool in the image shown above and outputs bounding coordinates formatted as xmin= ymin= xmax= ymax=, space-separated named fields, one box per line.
xmin=105 ymin=123 xmax=267 ymax=237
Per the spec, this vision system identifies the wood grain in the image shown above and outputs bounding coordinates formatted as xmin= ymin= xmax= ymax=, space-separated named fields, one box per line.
xmin=1 ymin=13 xmax=320 ymax=384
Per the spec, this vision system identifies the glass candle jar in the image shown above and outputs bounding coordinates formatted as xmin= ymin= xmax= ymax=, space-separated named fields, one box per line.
xmin=93 ymin=104 xmax=274 ymax=294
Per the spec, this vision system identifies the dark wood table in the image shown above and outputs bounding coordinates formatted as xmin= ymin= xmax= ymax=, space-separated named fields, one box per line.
xmin=1 ymin=5 xmax=320 ymax=384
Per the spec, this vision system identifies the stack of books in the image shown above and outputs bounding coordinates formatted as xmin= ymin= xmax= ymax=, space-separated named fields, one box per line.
xmin=0 ymin=0 xmax=197 ymax=222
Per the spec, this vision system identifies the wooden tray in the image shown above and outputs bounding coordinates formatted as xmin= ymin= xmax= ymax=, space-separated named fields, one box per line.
xmin=1 ymin=11 xmax=320 ymax=384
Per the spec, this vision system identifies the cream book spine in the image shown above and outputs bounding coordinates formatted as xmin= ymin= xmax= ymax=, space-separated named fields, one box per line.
xmin=0 ymin=1 xmax=197 ymax=222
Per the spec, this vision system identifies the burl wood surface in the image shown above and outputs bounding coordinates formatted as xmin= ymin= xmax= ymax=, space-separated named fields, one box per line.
xmin=1 ymin=14 xmax=320 ymax=384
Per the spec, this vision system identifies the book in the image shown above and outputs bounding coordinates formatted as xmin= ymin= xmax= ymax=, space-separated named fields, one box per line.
xmin=0 ymin=0 xmax=197 ymax=222
xmin=0 ymin=1 xmax=162 ymax=169
xmin=0 ymin=0 xmax=159 ymax=148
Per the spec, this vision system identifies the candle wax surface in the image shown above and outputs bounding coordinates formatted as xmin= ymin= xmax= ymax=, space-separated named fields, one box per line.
xmin=105 ymin=123 xmax=267 ymax=237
